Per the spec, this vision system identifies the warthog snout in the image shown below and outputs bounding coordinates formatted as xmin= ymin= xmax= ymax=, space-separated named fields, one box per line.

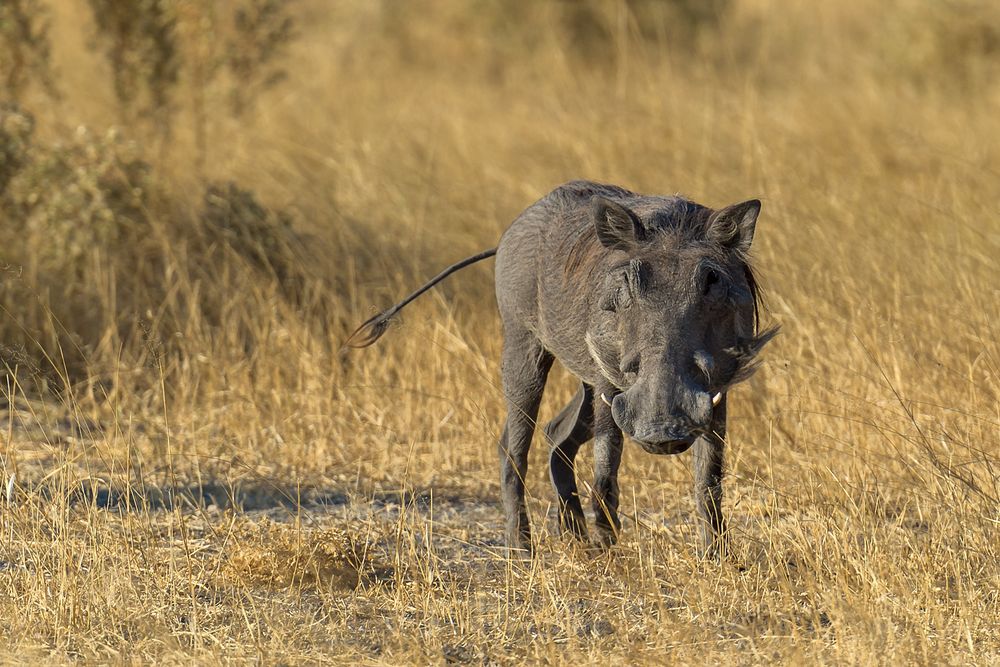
xmin=609 ymin=387 xmax=717 ymax=456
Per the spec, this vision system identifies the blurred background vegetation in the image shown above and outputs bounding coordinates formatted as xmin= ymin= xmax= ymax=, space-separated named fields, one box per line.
xmin=1 ymin=0 xmax=998 ymax=397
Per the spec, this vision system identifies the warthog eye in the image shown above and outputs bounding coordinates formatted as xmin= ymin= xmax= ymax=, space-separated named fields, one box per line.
xmin=600 ymin=281 xmax=631 ymax=312
xmin=704 ymin=269 xmax=721 ymax=294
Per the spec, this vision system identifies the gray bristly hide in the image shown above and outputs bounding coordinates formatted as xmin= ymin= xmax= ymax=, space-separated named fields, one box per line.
xmin=346 ymin=180 xmax=779 ymax=559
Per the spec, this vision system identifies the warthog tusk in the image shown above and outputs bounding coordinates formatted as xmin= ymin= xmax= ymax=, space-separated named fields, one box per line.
xmin=600 ymin=393 xmax=612 ymax=407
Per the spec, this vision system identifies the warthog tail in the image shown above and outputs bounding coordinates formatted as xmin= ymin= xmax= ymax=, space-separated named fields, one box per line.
xmin=342 ymin=248 xmax=498 ymax=349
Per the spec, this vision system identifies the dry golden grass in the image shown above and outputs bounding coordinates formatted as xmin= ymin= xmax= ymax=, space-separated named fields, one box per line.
xmin=1 ymin=0 xmax=998 ymax=663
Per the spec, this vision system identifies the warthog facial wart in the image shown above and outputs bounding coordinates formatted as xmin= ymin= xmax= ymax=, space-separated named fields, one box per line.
xmin=345 ymin=180 xmax=778 ymax=558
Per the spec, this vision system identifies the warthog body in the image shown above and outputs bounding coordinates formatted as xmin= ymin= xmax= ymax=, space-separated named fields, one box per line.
xmin=347 ymin=180 xmax=777 ymax=556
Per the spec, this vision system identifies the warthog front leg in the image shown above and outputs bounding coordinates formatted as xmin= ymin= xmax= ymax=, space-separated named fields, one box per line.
xmin=693 ymin=393 xmax=727 ymax=559
xmin=498 ymin=326 xmax=553 ymax=554
xmin=592 ymin=385 xmax=624 ymax=548
xmin=545 ymin=383 xmax=594 ymax=541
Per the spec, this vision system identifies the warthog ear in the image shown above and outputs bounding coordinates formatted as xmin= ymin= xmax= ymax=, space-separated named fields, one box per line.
xmin=708 ymin=199 xmax=761 ymax=253
xmin=592 ymin=196 xmax=644 ymax=251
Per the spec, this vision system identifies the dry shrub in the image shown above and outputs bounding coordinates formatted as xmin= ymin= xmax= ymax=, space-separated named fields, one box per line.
xmin=201 ymin=181 xmax=311 ymax=300
xmin=0 ymin=108 xmax=155 ymax=380
xmin=87 ymin=0 xmax=179 ymax=140
xmin=0 ymin=105 xmax=319 ymax=389
xmin=0 ymin=0 xmax=57 ymax=99
xmin=0 ymin=104 xmax=33 ymax=194
xmin=226 ymin=0 xmax=297 ymax=116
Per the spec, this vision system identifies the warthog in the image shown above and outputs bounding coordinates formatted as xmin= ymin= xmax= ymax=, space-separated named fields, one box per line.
xmin=346 ymin=180 xmax=777 ymax=557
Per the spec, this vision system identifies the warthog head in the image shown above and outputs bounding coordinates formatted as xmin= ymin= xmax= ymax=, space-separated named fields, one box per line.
xmin=584 ymin=195 xmax=778 ymax=455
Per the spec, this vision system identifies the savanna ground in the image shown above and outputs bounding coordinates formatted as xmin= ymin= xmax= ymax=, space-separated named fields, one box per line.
xmin=1 ymin=0 xmax=998 ymax=663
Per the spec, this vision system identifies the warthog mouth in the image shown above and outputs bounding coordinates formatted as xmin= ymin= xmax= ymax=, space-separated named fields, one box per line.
xmin=633 ymin=437 xmax=696 ymax=456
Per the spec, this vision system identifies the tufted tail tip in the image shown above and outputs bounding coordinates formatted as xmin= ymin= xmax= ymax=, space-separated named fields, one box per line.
xmin=341 ymin=310 xmax=395 ymax=351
